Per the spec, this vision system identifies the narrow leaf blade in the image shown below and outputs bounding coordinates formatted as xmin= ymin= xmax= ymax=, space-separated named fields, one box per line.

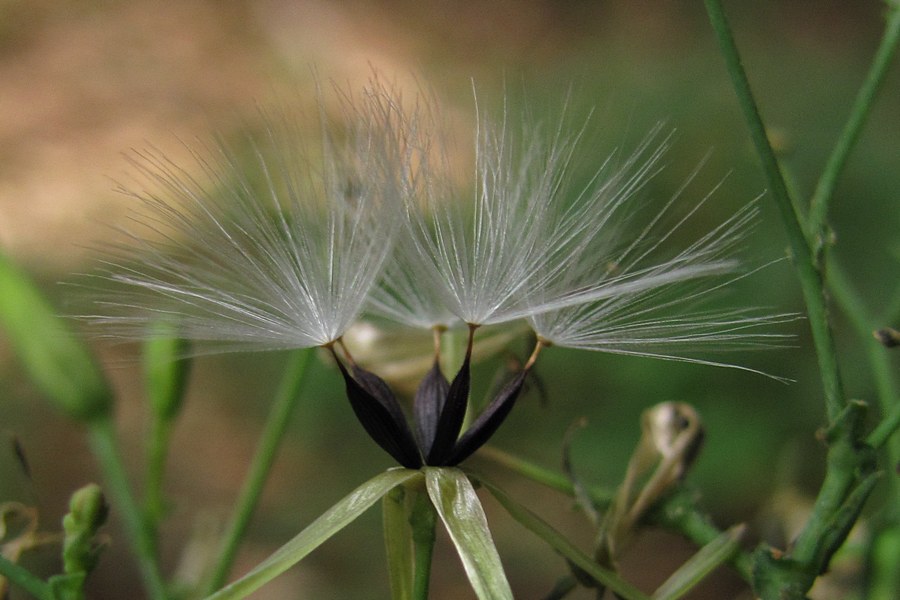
xmin=652 ymin=524 xmax=746 ymax=600
xmin=480 ymin=476 xmax=651 ymax=600
xmin=205 ymin=469 xmax=423 ymax=600
xmin=424 ymin=467 xmax=512 ymax=600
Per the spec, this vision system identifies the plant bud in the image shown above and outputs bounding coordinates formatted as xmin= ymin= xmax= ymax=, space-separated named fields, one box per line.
xmin=0 ymin=253 xmax=111 ymax=422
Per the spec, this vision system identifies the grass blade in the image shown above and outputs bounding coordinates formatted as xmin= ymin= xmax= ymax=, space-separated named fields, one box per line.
xmin=205 ymin=469 xmax=422 ymax=600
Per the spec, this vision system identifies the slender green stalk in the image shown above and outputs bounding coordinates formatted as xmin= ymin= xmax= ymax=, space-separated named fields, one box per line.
xmin=142 ymin=330 xmax=191 ymax=542
xmin=829 ymin=265 xmax=899 ymax=411
xmin=205 ymin=349 xmax=313 ymax=594
xmin=477 ymin=446 xmax=612 ymax=505
xmin=808 ymin=3 xmax=900 ymax=233
xmin=87 ymin=418 xmax=168 ymax=600
xmin=409 ymin=490 xmax=437 ymax=600
xmin=829 ymin=261 xmax=900 ymax=473
xmin=790 ymin=437 xmax=865 ymax=568
xmin=652 ymin=524 xmax=746 ymax=600
xmin=650 ymin=488 xmax=753 ymax=582
xmin=144 ymin=417 xmax=173 ymax=539
xmin=869 ymin=402 xmax=900 ymax=450
xmin=477 ymin=447 xmax=753 ymax=581
xmin=704 ymin=0 xmax=846 ymax=421
xmin=0 ymin=554 xmax=54 ymax=600
xmin=478 ymin=478 xmax=650 ymax=600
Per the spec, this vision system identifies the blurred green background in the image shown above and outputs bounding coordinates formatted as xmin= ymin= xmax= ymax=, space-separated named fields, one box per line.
xmin=1 ymin=1 xmax=898 ymax=598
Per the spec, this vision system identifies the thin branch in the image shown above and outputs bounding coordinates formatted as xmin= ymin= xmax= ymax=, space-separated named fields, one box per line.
xmin=703 ymin=0 xmax=846 ymax=421
xmin=808 ymin=3 xmax=900 ymax=233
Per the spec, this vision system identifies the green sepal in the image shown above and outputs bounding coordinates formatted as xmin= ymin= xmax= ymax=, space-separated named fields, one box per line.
xmin=0 ymin=252 xmax=111 ymax=422
xmin=424 ymin=467 xmax=512 ymax=600
xmin=205 ymin=468 xmax=422 ymax=600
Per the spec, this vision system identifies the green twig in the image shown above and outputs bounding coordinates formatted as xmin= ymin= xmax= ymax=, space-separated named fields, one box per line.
xmin=476 ymin=446 xmax=612 ymax=505
xmin=478 ymin=477 xmax=651 ymax=600
xmin=869 ymin=402 xmax=900 ymax=450
xmin=142 ymin=330 xmax=191 ymax=541
xmin=807 ymin=3 xmax=900 ymax=233
xmin=0 ymin=553 xmax=54 ymax=600
xmin=704 ymin=0 xmax=846 ymax=421
xmin=205 ymin=349 xmax=313 ymax=594
xmin=476 ymin=448 xmax=753 ymax=582
xmin=144 ymin=417 xmax=174 ymax=540
xmin=649 ymin=488 xmax=753 ymax=582
xmin=87 ymin=418 xmax=168 ymax=600
xmin=829 ymin=261 xmax=900 ymax=485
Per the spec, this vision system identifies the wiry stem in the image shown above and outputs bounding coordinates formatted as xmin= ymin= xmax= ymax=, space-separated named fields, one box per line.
xmin=808 ymin=3 xmax=900 ymax=234
xmin=205 ymin=349 xmax=313 ymax=594
xmin=704 ymin=0 xmax=846 ymax=421
xmin=523 ymin=338 xmax=549 ymax=371
xmin=87 ymin=419 xmax=168 ymax=600
xmin=703 ymin=2 xmax=900 ymax=598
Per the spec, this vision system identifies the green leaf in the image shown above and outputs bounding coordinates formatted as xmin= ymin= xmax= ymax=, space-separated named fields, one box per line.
xmin=424 ymin=467 xmax=513 ymax=600
xmin=383 ymin=486 xmax=414 ymax=600
xmin=0 ymin=552 xmax=53 ymax=600
xmin=0 ymin=252 xmax=111 ymax=422
xmin=652 ymin=524 xmax=745 ymax=600
xmin=479 ymin=476 xmax=651 ymax=600
xmin=204 ymin=469 xmax=423 ymax=600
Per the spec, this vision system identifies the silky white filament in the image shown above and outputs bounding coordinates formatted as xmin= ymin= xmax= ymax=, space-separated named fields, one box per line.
xmin=83 ymin=79 xmax=792 ymax=376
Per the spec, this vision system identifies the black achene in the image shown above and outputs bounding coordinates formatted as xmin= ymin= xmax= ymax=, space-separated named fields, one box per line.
xmin=332 ymin=340 xmax=529 ymax=468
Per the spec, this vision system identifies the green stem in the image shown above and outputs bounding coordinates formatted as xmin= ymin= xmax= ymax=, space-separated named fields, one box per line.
xmin=790 ymin=439 xmax=862 ymax=567
xmin=144 ymin=416 xmax=173 ymax=541
xmin=829 ymin=261 xmax=900 ymax=478
xmin=205 ymin=349 xmax=313 ymax=594
xmin=807 ymin=3 xmax=900 ymax=233
xmin=650 ymin=488 xmax=753 ymax=582
xmin=477 ymin=448 xmax=753 ymax=581
xmin=0 ymin=554 xmax=53 ymax=600
xmin=704 ymin=0 xmax=846 ymax=421
xmin=478 ymin=477 xmax=651 ymax=600
xmin=87 ymin=418 xmax=168 ymax=600
xmin=477 ymin=446 xmax=612 ymax=505
xmin=869 ymin=402 xmax=900 ymax=450
xmin=409 ymin=490 xmax=437 ymax=600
